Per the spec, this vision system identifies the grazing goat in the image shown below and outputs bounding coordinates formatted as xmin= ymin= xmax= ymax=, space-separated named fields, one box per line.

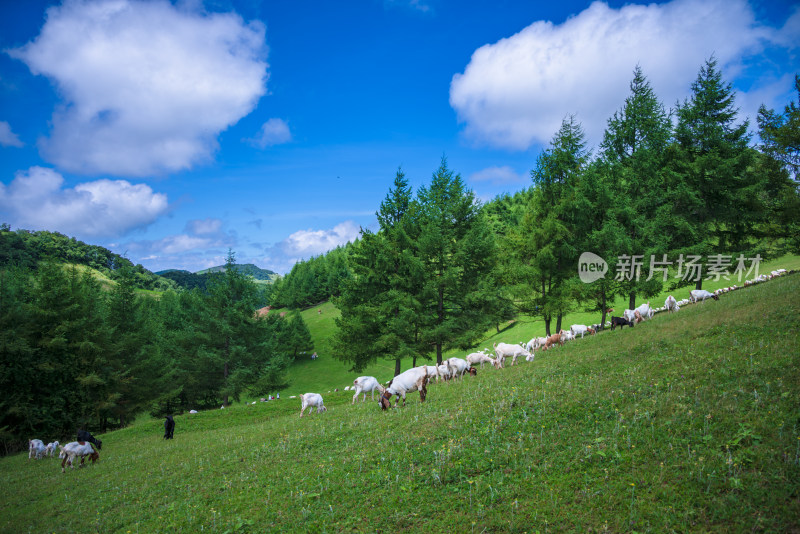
xmin=352 ymin=376 xmax=385 ymax=403
xmin=380 ymin=367 xmax=430 ymax=410
xmin=623 ymin=309 xmax=637 ymax=324
xmin=28 ymin=439 xmax=46 ymax=460
xmin=299 ymin=393 xmax=327 ymax=417
xmin=44 ymin=441 xmax=59 ymax=457
xmin=59 ymin=441 xmax=99 ymax=473
xmin=465 ymin=352 xmax=496 ymax=368
xmin=493 ymin=342 xmax=532 ymax=366
xmin=525 ymin=337 xmax=548 ymax=353
xmin=610 ymin=316 xmax=633 ymax=330
xmin=444 ymin=357 xmax=473 ymax=379
xmin=544 ymin=333 xmax=563 ymax=349
xmin=690 ymin=289 xmax=719 ymax=303
xmin=570 ymin=325 xmax=595 ymax=338
xmin=560 ymin=330 xmax=576 ymax=343
xmin=665 ymin=295 xmax=679 ymax=313
xmin=635 ymin=302 xmax=654 ymax=321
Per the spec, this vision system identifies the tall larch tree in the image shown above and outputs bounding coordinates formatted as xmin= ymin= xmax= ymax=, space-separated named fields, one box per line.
xmin=415 ymin=157 xmax=496 ymax=364
xmin=673 ymin=57 xmax=756 ymax=288
xmin=601 ymin=66 xmax=672 ymax=307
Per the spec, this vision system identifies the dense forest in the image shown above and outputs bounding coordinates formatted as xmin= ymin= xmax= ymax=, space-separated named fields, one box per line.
xmin=0 ymin=59 xmax=797 ymax=453
xmin=0 ymin=250 xmax=312 ymax=453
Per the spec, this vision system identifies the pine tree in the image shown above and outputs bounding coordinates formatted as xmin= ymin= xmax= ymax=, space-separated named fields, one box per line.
xmin=334 ymin=168 xmax=422 ymax=374
xmin=504 ymin=117 xmax=589 ymax=335
xmin=415 ymin=158 xmax=496 ymax=363
xmin=601 ymin=66 xmax=672 ymax=306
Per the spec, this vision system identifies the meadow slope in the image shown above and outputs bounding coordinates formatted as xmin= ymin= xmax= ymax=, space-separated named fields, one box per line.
xmin=283 ymin=254 xmax=800 ymax=396
xmin=2 ymin=271 xmax=799 ymax=533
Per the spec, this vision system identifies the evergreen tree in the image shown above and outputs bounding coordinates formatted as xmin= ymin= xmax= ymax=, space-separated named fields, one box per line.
xmin=673 ymin=57 xmax=755 ymax=287
xmin=601 ymin=66 xmax=672 ymax=306
xmin=505 ymin=117 xmax=589 ymax=335
xmin=205 ymin=250 xmax=287 ymax=405
xmin=415 ymin=158 xmax=496 ymax=363
xmin=334 ymin=168 xmax=423 ymax=374
xmin=756 ymin=75 xmax=800 ymax=252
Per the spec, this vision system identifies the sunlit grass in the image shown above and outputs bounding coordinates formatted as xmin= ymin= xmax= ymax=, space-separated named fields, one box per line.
xmin=3 ymin=270 xmax=798 ymax=532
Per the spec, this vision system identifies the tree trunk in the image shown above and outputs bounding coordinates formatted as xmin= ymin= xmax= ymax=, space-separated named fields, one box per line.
xmin=555 ymin=314 xmax=563 ymax=334
xmin=223 ymin=360 xmax=229 ymax=406
xmin=695 ymin=279 xmax=703 ymax=290
xmin=544 ymin=315 xmax=552 ymax=337
xmin=394 ymin=358 xmax=401 ymax=377
xmin=600 ymin=289 xmax=607 ymax=329
xmin=436 ymin=285 xmax=444 ymax=364
xmin=629 ymin=292 xmax=636 ymax=310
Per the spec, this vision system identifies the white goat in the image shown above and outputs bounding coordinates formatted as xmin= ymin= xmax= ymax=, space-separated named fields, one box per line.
xmin=665 ymin=295 xmax=679 ymax=313
xmin=465 ymin=352 xmax=496 ymax=368
xmin=635 ymin=302 xmax=654 ymax=321
xmin=380 ymin=367 xmax=430 ymax=409
xmin=299 ymin=393 xmax=327 ymax=417
xmin=444 ymin=357 xmax=474 ymax=379
xmin=560 ymin=330 xmax=576 ymax=343
xmin=690 ymin=289 xmax=719 ymax=303
xmin=570 ymin=325 xmax=594 ymax=338
xmin=623 ymin=309 xmax=637 ymax=324
xmin=58 ymin=441 xmax=99 ymax=473
xmin=494 ymin=342 xmax=532 ymax=366
xmin=352 ymin=376 xmax=385 ymax=403
xmin=28 ymin=439 xmax=46 ymax=460
xmin=525 ymin=337 xmax=548 ymax=353
xmin=44 ymin=441 xmax=59 ymax=458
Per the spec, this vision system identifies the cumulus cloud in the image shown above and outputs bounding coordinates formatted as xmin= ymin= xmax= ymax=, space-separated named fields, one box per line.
xmin=0 ymin=166 xmax=168 ymax=237
xmin=469 ymin=166 xmax=525 ymax=185
xmin=251 ymin=118 xmax=292 ymax=148
xmin=450 ymin=0 xmax=792 ymax=150
xmin=278 ymin=221 xmax=361 ymax=257
xmin=8 ymin=0 xmax=268 ymax=176
xmin=0 ymin=121 xmax=23 ymax=147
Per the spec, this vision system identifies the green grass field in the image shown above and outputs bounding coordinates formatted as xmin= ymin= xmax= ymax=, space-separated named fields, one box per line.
xmin=2 ymin=264 xmax=798 ymax=532
xmin=282 ymin=254 xmax=800 ymax=397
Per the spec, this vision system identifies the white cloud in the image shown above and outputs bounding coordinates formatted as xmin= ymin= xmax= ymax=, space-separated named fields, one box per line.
xmin=186 ymin=217 xmax=223 ymax=235
xmin=0 ymin=121 xmax=23 ymax=147
xmin=0 ymin=166 xmax=169 ymax=237
xmin=450 ymin=0 xmax=791 ymax=150
xmin=8 ymin=0 xmax=268 ymax=176
xmin=469 ymin=165 xmax=525 ymax=185
xmin=279 ymin=221 xmax=361 ymax=257
xmin=251 ymin=118 xmax=292 ymax=148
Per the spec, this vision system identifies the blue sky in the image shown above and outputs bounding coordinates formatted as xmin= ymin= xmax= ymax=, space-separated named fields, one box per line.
xmin=1 ymin=0 xmax=797 ymax=274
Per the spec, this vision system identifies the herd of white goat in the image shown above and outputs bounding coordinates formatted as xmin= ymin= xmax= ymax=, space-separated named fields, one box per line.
xmin=296 ymin=268 xmax=791 ymax=415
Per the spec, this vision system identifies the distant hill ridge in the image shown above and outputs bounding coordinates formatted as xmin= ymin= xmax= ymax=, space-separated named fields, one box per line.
xmin=196 ymin=263 xmax=277 ymax=280
xmin=157 ymin=263 xmax=278 ymax=290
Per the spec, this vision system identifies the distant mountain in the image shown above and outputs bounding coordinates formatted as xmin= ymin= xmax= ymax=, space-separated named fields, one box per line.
xmin=196 ymin=263 xmax=277 ymax=281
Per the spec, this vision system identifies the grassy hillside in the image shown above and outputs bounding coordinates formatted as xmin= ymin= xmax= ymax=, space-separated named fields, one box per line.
xmin=283 ymin=254 xmax=800 ymax=396
xmin=3 ymin=269 xmax=798 ymax=532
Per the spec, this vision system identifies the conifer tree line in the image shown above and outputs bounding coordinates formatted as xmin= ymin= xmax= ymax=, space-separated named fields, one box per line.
xmin=0 ymin=251 xmax=312 ymax=453
xmin=332 ymin=59 xmax=799 ymax=372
